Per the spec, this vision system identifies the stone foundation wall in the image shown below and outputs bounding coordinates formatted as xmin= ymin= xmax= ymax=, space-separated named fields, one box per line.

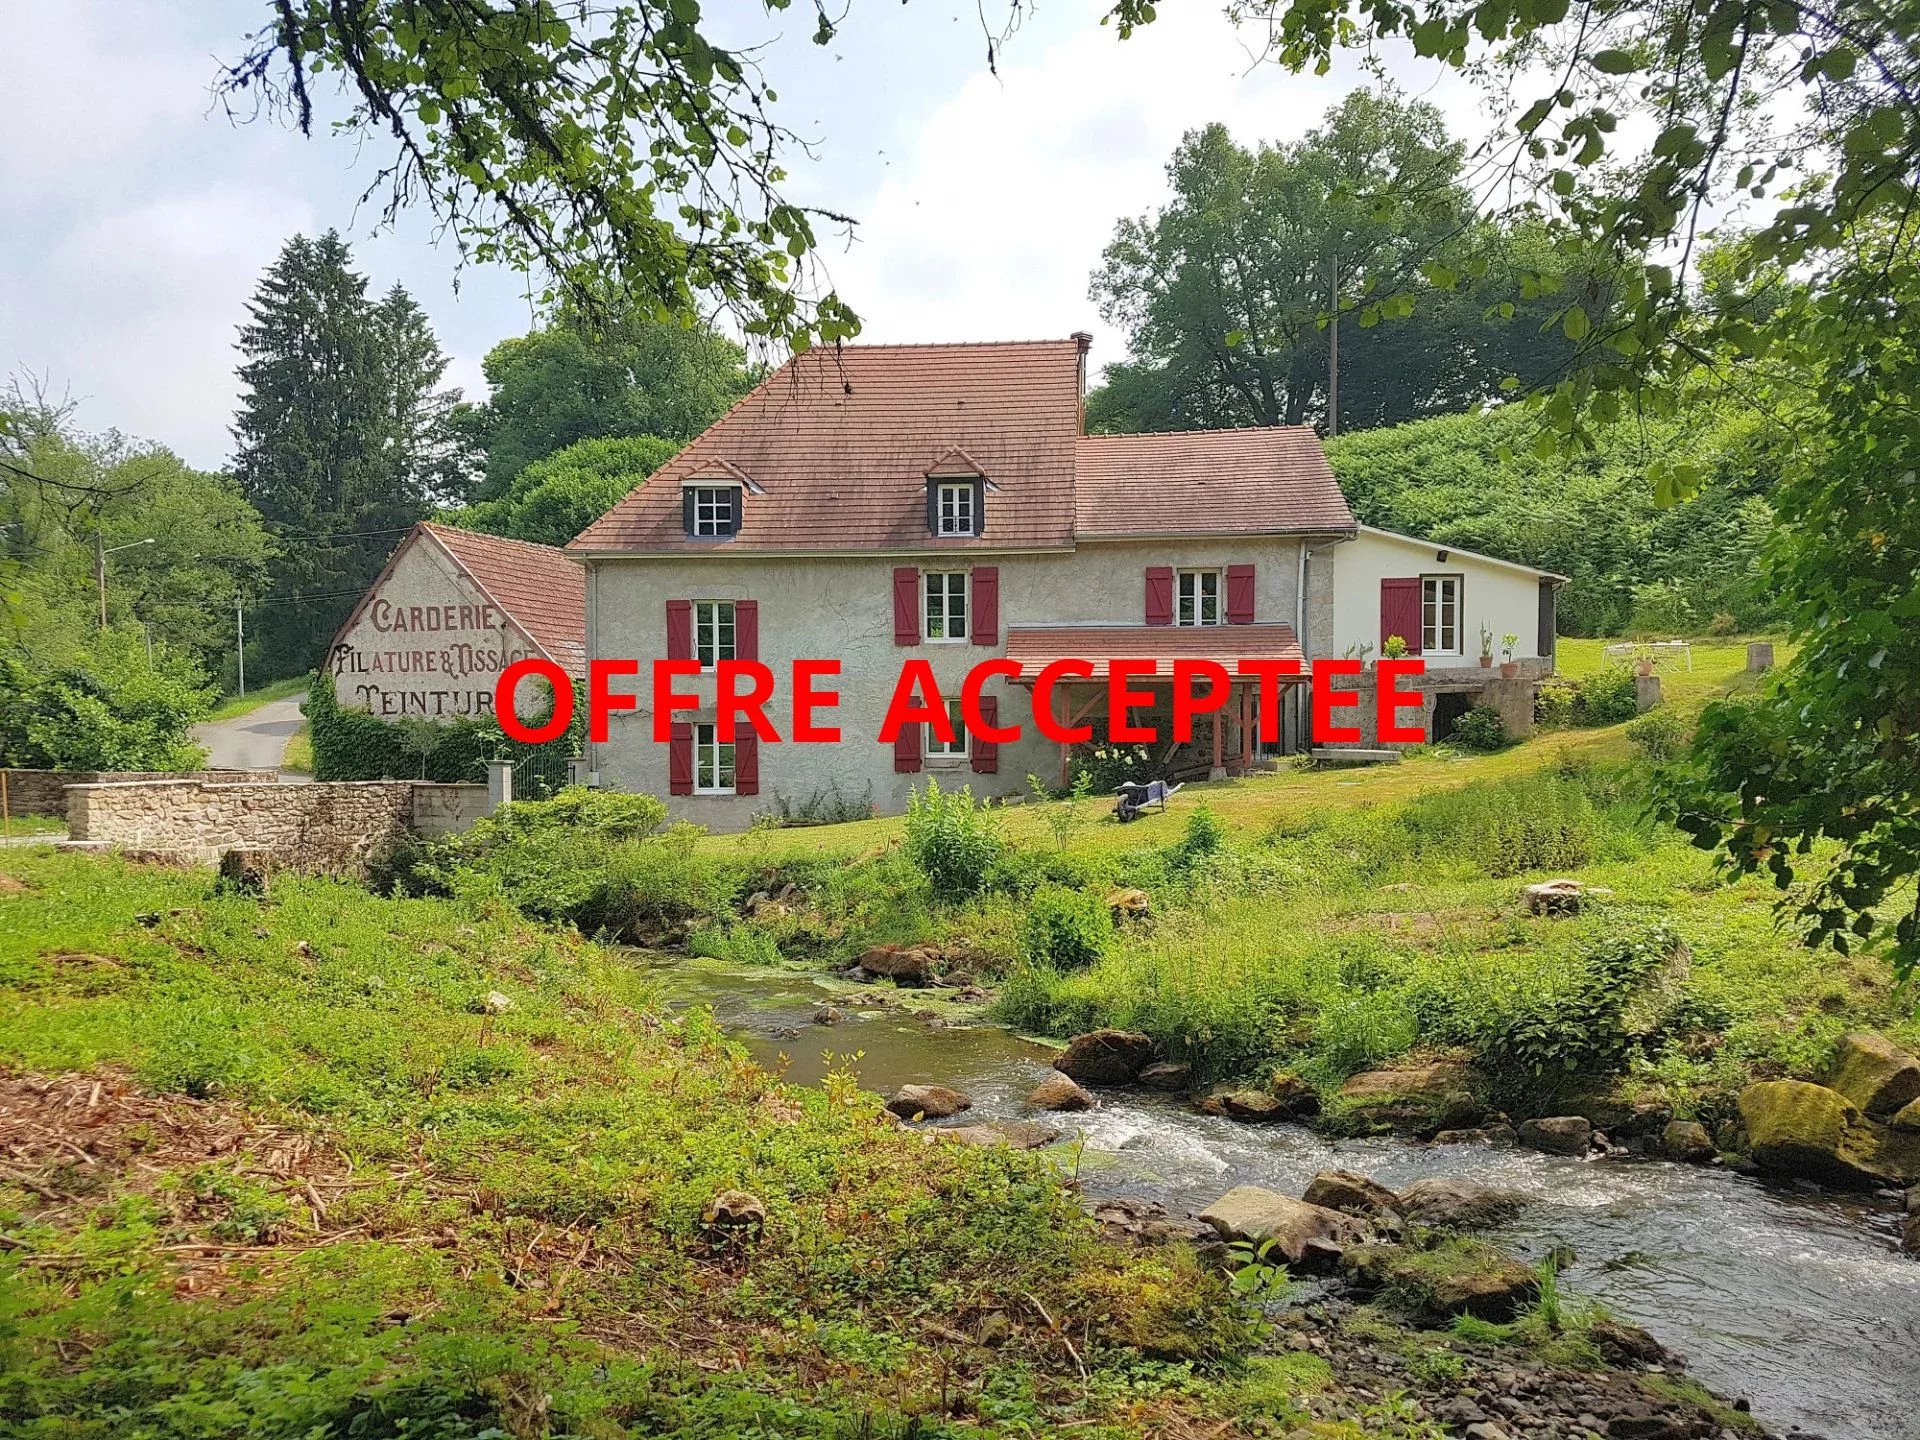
xmin=1318 ymin=660 xmax=1548 ymax=748
xmin=65 ymin=780 xmax=418 ymax=873
xmin=1 ymin=768 xmax=279 ymax=819
xmin=412 ymin=783 xmax=492 ymax=836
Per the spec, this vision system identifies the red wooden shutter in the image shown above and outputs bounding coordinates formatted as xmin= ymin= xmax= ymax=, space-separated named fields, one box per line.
xmin=734 ymin=731 xmax=759 ymax=796
xmin=1380 ymin=578 xmax=1422 ymax=654
xmin=892 ymin=567 xmax=920 ymax=645
xmin=735 ymin=599 xmax=759 ymax=661
xmin=894 ymin=722 xmax=922 ymax=773
xmin=970 ymin=697 xmax=999 ymax=774
xmin=666 ymin=599 xmax=692 ymax=661
xmin=668 ymin=722 xmax=694 ymax=795
xmin=1145 ymin=566 xmax=1174 ymax=626
xmin=1226 ymin=564 xmax=1256 ymax=624
xmin=970 ymin=566 xmax=999 ymax=645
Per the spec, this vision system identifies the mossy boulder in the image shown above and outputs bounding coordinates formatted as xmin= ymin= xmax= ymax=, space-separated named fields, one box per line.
xmin=1055 ymin=1029 xmax=1155 ymax=1086
xmin=1333 ymin=1061 xmax=1480 ymax=1134
xmin=1827 ymin=1032 xmax=1920 ymax=1120
xmin=1737 ymin=1079 xmax=1920 ymax=1188
xmin=1340 ymin=1236 xmax=1538 ymax=1321
xmin=1197 ymin=1185 xmax=1370 ymax=1267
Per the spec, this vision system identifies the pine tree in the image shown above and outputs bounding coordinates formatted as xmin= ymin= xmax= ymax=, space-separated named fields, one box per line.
xmin=231 ymin=233 xmax=456 ymax=677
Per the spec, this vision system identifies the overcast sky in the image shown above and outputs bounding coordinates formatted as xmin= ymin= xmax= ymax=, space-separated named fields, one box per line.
xmin=0 ymin=0 xmax=1481 ymax=470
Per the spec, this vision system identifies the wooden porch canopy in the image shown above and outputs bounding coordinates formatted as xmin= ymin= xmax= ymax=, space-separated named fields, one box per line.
xmin=1004 ymin=624 xmax=1307 ymax=782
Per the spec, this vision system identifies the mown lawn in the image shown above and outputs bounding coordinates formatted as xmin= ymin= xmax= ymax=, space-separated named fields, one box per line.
xmin=0 ymin=850 xmax=1255 ymax=1439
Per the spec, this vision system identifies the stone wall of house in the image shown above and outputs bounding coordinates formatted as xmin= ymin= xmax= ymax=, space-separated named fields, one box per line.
xmin=64 ymin=780 xmax=419 ymax=872
xmin=412 ymin=782 xmax=493 ymax=836
xmin=1316 ymin=660 xmax=1548 ymax=749
xmin=2 ymin=768 xmax=280 ymax=820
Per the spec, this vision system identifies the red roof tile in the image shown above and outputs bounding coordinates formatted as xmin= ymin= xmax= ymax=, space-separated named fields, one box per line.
xmin=569 ymin=341 xmax=1085 ymax=554
xmin=422 ymin=523 xmax=586 ymax=672
xmin=1005 ymin=624 xmax=1305 ymax=679
xmin=1074 ymin=428 xmax=1354 ymax=537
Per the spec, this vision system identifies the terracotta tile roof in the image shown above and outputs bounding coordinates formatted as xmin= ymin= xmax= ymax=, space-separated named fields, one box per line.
xmin=1005 ymin=624 xmax=1305 ymax=679
xmin=423 ymin=523 xmax=587 ymax=672
xmin=1074 ymin=428 xmax=1355 ymax=537
xmin=568 ymin=341 xmax=1084 ymax=554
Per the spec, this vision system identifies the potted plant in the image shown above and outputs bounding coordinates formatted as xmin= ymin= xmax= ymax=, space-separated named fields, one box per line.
xmin=1382 ymin=634 xmax=1409 ymax=661
xmin=1478 ymin=624 xmax=1494 ymax=668
xmin=1635 ymin=650 xmax=1655 ymax=677
xmin=1499 ymin=633 xmax=1519 ymax=679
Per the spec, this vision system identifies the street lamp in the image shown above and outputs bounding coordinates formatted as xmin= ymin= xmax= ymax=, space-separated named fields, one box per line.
xmin=94 ymin=535 xmax=155 ymax=629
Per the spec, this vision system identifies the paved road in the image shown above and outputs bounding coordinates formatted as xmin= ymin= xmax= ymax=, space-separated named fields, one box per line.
xmin=193 ymin=695 xmax=308 ymax=774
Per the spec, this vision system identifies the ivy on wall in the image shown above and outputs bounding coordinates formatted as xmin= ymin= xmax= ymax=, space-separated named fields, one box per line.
xmin=305 ymin=671 xmax=584 ymax=785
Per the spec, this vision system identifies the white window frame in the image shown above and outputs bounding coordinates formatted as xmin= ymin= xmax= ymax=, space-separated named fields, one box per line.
xmin=1421 ymin=574 xmax=1463 ymax=656
xmin=1175 ymin=568 xmax=1222 ymax=627
xmin=923 ymin=570 xmax=969 ymax=643
xmin=935 ymin=481 xmax=976 ymax=536
xmin=693 ymin=600 xmax=735 ymax=672
xmin=689 ymin=486 xmax=736 ymax=537
xmin=693 ymin=721 xmax=736 ymax=794
xmin=927 ymin=698 xmax=967 ymax=760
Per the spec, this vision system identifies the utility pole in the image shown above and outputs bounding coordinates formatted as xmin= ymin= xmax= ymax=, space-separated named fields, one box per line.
xmin=236 ymin=600 xmax=246 ymax=697
xmin=94 ymin=534 xmax=155 ymax=629
xmin=1327 ymin=255 xmax=1341 ymax=439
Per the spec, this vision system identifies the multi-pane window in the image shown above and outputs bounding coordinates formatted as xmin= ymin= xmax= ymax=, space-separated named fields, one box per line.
xmin=1421 ymin=575 xmax=1462 ymax=655
xmin=1176 ymin=569 xmax=1221 ymax=626
xmin=694 ymin=600 xmax=735 ymax=670
xmin=936 ymin=482 xmax=976 ymax=536
xmin=693 ymin=722 xmax=735 ymax=794
xmin=689 ymin=486 xmax=736 ymax=537
xmin=924 ymin=571 xmax=968 ymax=641
xmin=928 ymin=698 xmax=967 ymax=759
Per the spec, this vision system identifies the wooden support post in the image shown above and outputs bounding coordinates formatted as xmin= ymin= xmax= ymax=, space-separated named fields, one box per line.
xmin=1210 ymin=704 xmax=1225 ymax=778
xmin=1239 ymin=687 xmax=1253 ymax=772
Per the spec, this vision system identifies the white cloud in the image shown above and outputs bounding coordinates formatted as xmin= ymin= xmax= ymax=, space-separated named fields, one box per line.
xmin=37 ymin=188 xmax=318 ymax=460
xmin=804 ymin=4 xmax=1480 ymax=372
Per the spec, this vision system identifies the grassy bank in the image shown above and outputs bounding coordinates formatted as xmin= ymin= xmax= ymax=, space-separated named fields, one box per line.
xmin=201 ymin=675 xmax=311 ymax=724
xmin=399 ymin=634 xmax=1909 ymax=1133
xmin=0 ymin=849 xmax=1255 ymax=1438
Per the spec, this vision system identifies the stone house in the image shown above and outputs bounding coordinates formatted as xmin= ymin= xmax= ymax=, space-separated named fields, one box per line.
xmin=567 ymin=338 xmax=1564 ymax=830
xmin=328 ymin=522 xmax=586 ymax=723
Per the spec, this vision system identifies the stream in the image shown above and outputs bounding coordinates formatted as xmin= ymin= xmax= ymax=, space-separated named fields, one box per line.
xmin=643 ymin=957 xmax=1920 ymax=1440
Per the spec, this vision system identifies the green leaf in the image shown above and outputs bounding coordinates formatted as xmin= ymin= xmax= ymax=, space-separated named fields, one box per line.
xmin=1562 ymin=305 xmax=1591 ymax=341
xmin=1589 ymin=48 xmax=1638 ymax=74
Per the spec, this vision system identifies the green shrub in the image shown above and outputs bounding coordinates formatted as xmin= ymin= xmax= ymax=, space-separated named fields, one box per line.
xmin=903 ymin=778 xmax=1003 ymax=903
xmin=1533 ymin=679 xmax=1578 ymax=728
xmin=469 ymin=786 xmax=667 ymax=843
xmin=1625 ymin=707 xmax=1691 ymax=762
xmin=1574 ymin=666 xmax=1639 ymax=725
xmin=1448 ymin=705 xmax=1509 ymax=751
xmin=1019 ymin=886 xmax=1113 ymax=970
xmin=1169 ymin=804 xmax=1227 ymax=870
xmin=1484 ymin=923 xmax=1683 ymax=1086
xmin=1069 ymin=730 xmax=1154 ymax=792
xmin=0 ymin=630 xmax=214 ymax=769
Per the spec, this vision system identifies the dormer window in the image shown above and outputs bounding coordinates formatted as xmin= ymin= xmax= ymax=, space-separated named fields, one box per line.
xmin=924 ymin=446 xmax=988 ymax=539
xmin=935 ymin=481 xmax=976 ymax=536
xmin=684 ymin=485 xmax=740 ymax=538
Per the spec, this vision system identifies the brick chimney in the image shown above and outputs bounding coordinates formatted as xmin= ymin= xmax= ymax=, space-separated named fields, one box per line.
xmin=1072 ymin=330 xmax=1093 ymax=432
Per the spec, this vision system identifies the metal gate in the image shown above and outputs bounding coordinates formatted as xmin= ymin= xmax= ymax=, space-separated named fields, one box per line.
xmin=510 ymin=745 xmax=574 ymax=801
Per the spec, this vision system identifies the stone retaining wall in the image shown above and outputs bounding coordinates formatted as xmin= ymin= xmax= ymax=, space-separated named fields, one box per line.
xmin=412 ymin=782 xmax=493 ymax=837
xmin=1 ymin=768 xmax=280 ymax=820
xmin=1318 ymin=660 xmax=1547 ymax=748
xmin=65 ymin=780 xmax=418 ymax=873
